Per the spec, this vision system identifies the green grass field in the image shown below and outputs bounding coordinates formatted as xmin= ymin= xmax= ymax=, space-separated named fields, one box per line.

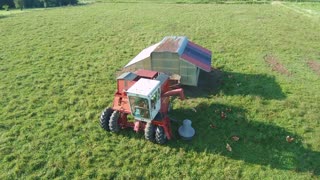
xmin=1 ymin=1 xmax=320 ymax=179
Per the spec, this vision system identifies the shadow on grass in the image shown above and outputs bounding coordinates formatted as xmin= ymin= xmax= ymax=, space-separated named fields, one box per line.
xmin=168 ymin=102 xmax=320 ymax=176
xmin=183 ymin=69 xmax=286 ymax=100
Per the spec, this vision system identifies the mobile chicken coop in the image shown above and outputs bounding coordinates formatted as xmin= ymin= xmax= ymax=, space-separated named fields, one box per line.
xmin=124 ymin=36 xmax=212 ymax=86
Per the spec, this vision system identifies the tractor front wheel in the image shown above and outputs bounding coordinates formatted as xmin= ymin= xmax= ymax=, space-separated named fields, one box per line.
xmin=100 ymin=107 xmax=114 ymax=131
xmin=155 ymin=126 xmax=167 ymax=144
xmin=145 ymin=122 xmax=155 ymax=142
xmin=109 ymin=110 xmax=120 ymax=132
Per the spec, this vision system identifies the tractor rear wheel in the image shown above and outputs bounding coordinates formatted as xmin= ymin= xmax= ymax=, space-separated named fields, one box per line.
xmin=109 ymin=110 xmax=120 ymax=132
xmin=145 ymin=122 xmax=155 ymax=142
xmin=155 ymin=126 xmax=167 ymax=144
xmin=100 ymin=108 xmax=114 ymax=131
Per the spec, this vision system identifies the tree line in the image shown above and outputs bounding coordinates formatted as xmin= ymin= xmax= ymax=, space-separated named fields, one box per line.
xmin=1 ymin=0 xmax=78 ymax=10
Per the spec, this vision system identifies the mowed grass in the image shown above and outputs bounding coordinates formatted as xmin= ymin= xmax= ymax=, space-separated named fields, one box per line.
xmin=287 ymin=2 xmax=320 ymax=12
xmin=1 ymin=2 xmax=320 ymax=179
xmin=280 ymin=2 xmax=320 ymax=18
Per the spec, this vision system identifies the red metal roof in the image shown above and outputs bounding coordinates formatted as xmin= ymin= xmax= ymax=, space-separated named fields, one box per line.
xmin=135 ymin=69 xmax=158 ymax=79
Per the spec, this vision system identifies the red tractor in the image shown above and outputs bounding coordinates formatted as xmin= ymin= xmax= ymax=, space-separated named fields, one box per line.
xmin=100 ymin=69 xmax=185 ymax=144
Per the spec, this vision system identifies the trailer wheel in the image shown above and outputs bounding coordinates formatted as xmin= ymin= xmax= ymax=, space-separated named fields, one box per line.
xmin=145 ymin=122 xmax=155 ymax=142
xmin=109 ymin=110 xmax=120 ymax=132
xmin=155 ymin=126 xmax=167 ymax=144
xmin=100 ymin=108 xmax=114 ymax=131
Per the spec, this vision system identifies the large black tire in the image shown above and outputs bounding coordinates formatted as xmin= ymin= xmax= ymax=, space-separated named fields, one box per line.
xmin=155 ymin=126 xmax=167 ymax=144
xmin=109 ymin=110 xmax=120 ymax=132
xmin=100 ymin=108 xmax=114 ymax=131
xmin=145 ymin=122 xmax=155 ymax=142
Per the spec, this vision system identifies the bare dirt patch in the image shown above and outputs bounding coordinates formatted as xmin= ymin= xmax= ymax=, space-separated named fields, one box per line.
xmin=307 ymin=60 xmax=320 ymax=76
xmin=264 ymin=55 xmax=291 ymax=76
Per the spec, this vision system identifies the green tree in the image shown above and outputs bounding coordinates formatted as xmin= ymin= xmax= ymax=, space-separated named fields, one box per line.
xmin=14 ymin=0 xmax=24 ymax=10
xmin=2 ymin=4 xmax=10 ymax=11
xmin=39 ymin=0 xmax=48 ymax=8
xmin=0 ymin=0 xmax=15 ymax=9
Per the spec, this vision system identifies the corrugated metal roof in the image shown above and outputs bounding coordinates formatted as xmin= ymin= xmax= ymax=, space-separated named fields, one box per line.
xmin=181 ymin=41 xmax=212 ymax=72
xmin=153 ymin=36 xmax=188 ymax=55
xmin=124 ymin=42 xmax=160 ymax=68
xmin=124 ymin=36 xmax=212 ymax=72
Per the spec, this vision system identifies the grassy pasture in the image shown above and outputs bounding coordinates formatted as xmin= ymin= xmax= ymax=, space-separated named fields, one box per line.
xmin=1 ymin=2 xmax=320 ymax=179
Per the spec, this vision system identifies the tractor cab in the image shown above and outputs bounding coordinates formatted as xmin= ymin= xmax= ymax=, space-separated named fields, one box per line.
xmin=127 ymin=78 xmax=161 ymax=122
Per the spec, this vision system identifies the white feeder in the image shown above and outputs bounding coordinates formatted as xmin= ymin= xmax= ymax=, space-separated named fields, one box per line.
xmin=178 ymin=119 xmax=195 ymax=140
